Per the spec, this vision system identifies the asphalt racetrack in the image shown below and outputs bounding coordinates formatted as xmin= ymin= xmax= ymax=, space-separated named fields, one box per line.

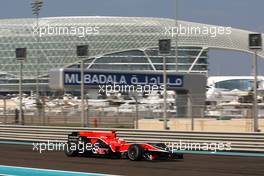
xmin=0 ymin=144 xmax=263 ymax=176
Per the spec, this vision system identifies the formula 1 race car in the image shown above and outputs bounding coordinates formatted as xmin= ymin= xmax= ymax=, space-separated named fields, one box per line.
xmin=64 ymin=130 xmax=183 ymax=161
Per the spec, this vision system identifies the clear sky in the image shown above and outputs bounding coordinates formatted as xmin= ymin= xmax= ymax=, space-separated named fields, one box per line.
xmin=0 ymin=0 xmax=263 ymax=76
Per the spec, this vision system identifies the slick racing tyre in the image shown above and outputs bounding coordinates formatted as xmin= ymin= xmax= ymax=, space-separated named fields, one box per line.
xmin=127 ymin=144 xmax=143 ymax=161
xmin=175 ymin=153 xmax=184 ymax=159
xmin=64 ymin=142 xmax=78 ymax=157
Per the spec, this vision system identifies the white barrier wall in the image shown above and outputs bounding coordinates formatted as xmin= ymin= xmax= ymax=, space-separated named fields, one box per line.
xmin=138 ymin=118 xmax=264 ymax=132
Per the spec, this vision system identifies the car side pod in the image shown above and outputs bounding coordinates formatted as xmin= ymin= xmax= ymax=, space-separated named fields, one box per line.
xmin=127 ymin=144 xmax=143 ymax=161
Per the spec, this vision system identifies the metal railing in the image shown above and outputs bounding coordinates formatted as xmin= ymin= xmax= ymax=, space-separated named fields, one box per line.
xmin=1 ymin=94 xmax=264 ymax=132
xmin=0 ymin=125 xmax=263 ymax=153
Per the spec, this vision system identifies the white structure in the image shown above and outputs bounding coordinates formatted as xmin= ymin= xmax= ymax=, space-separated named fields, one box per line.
xmin=208 ymin=76 xmax=264 ymax=91
xmin=0 ymin=16 xmax=263 ymax=92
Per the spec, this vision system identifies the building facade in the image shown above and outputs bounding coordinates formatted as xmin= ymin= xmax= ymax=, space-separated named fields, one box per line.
xmin=0 ymin=16 xmax=263 ymax=93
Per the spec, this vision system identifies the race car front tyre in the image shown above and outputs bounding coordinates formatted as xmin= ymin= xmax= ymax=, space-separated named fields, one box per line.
xmin=127 ymin=144 xmax=143 ymax=161
xmin=64 ymin=142 xmax=79 ymax=157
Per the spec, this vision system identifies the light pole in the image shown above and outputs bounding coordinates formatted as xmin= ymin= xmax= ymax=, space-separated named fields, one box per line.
xmin=174 ymin=0 xmax=178 ymax=72
xmin=188 ymin=94 xmax=194 ymax=131
xmin=163 ymin=55 xmax=168 ymax=130
xmin=3 ymin=96 xmax=7 ymax=124
xmin=16 ymin=48 xmax=27 ymax=125
xmin=252 ymin=50 xmax=258 ymax=132
xmin=159 ymin=39 xmax=171 ymax=130
xmin=77 ymin=45 xmax=88 ymax=127
xmin=248 ymin=33 xmax=262 ymax=132
xmin=31 ymin=0 xmax=43 ymax=113
xmin=131 ymin=93 xmax=139 ymax=129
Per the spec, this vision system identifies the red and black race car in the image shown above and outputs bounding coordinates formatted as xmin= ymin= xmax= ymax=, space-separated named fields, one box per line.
xmin=64 ymin=130 xmax=183 ymax=161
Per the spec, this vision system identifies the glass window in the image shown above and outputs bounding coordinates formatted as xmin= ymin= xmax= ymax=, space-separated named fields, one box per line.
xmin=95 ymin=50 xmax=148 ymax=63
xmin=215 ymin=79 xmax=254 ymax=91
xmin=145 ymin=46 xmax=208 ymax=72
xmin=90 ymin=64 xmax=152 ymax=70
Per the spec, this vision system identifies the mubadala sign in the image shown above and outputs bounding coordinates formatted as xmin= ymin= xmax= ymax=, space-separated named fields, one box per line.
xmin=49 ymin=69 xmax=185 ymax=90
xmin=49 ymin=69 xmax=206 ymax=118
xmin=64 ymin=71 xmax=183 ymax=87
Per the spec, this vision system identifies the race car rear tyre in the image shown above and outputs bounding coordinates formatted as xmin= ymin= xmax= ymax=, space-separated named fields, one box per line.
xmin=64 ymin=142 xmax=78 ymax=157
xmin=175 ymin=153 xmax=184 ymax=159
xmin=128 ymin=144 xmax=143 ymax=161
